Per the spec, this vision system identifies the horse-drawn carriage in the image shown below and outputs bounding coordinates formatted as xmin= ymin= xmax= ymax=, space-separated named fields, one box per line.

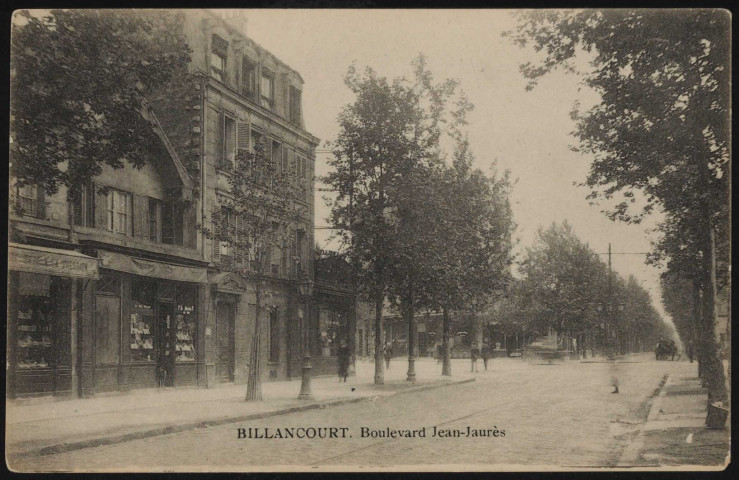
xmin=655 ymin=339 xmax=678 ymax=361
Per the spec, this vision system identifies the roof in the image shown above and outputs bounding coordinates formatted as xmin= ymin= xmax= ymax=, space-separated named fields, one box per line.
xmin=141 ymin=105 xmax=194 ymax=191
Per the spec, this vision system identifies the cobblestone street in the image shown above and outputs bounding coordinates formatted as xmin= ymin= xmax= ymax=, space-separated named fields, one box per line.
xmin=10 ymin=355 xmax=706 ymax=472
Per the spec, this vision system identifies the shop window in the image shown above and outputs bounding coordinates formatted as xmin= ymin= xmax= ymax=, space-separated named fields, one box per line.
xmin=15 ymin=273 xmax=54 ymax=369
xmin=241 ymin=57 xmax=256 ymax=99
xmin=175 ymin=287 xmax=197 ymax=363
xmin=130 ymin=280 xmax=156 ymax=363
xmin=269 ymin=309 xmax=279 ymax=363
xmin=289 ymin=86 xmax=302 ymax=126
xmin=261 ymin=70 xmax=274 ymax=109
xmin=318 ymin=308 xmax=341 ymax=357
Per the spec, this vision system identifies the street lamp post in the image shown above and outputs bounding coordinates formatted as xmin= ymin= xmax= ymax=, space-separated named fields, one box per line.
xmin=298 ymin=273 xmax=314 ymax=400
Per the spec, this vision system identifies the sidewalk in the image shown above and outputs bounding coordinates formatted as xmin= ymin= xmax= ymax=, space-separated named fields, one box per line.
xmin=6 ymin=357 xmax=473 ymax=459
xmin=619 ymin=364 xmax=731 ymax=468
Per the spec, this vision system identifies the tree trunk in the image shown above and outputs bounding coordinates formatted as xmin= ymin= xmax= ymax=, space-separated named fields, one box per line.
xmin=441 ymin=306 xmax=452 ymax=376
xmin=693 ymin=280 xmax=705 ymax=378
xmin=406 ymin=288 xmax=417 ymax=382
xmin=374 ymin=289 xmax=384 ymax=385
xmin=700 ymin=226 xmax=727 ymax=402
xmin=246 ymin=281 xmax=263 ymax=401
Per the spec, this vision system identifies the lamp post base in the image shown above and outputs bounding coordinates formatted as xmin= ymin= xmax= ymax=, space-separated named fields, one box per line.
xmin=298 ymin=356 xmax=313 ymax=400
xmin=407 ymin=356 xmax=416 ymax=382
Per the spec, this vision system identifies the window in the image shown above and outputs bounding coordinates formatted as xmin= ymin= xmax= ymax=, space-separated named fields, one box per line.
xmin=72 ymin=184 xmax=92 ymax=227
xmin=16 ymin=183 xmax=42 ymax=218
xmin=219 ymin=208 xmax=232 ymax=259
xmin=261 ymin=71 xmax=274 ymax=109
xmin=271 ymin=140 xmax=281 ymax=170
xmin=161 ymin=200 xmax=182 ymax=246
xmin=250 ymin=129 xmax=263 ymax=154
xmin=210 ymin=35 xmax=228 ymax=83
xmin=224 ymin=116 xmax=236 ymax=168
xmin=241 ymin=57 xmax=256 ymax=99
xmin=289 ymin=86 xmax=302 ymax=126
xmin=269 ymin=309 xmax=279 ymax=362
xmin=107 ymin=190 xmax=130 ymax=234
xmin=210 ymin=51 xmax=226 ymax=82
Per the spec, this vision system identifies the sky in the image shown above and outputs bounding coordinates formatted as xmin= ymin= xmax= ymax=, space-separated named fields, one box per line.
xmin=237 ymin=9 xmax=670 ymax=322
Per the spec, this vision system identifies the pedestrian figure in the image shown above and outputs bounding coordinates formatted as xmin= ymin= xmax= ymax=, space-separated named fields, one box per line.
xmin=384 ymin=342 xmax=393 ymax=369
xmin=482 ymin=343 xmax=491 ymax=371
xmin=470 ymin=344 xmax=480 ymax=372
xmin=687 ymin=339 xmax=695 ymax=363
xmin=437 ymin=344 xmax=443 ymax=363
xmin=337 ymin=340 xmax=350 ymax=382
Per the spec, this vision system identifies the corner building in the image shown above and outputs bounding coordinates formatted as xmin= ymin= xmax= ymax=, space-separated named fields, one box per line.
xmin=178 ymin=11 xmax=319 ymax=385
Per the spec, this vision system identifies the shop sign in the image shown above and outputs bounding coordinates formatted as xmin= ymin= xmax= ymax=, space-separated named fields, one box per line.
xmin=99 ymin=251 xmax=207 ymax=283
xmin=9 ymin=243 xmax=99 ymax=279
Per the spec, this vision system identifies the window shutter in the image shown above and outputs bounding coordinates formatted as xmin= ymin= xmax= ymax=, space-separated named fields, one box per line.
xmin=72 ymin=188 xmax=83 ymax=227
xmin=264 ymin=245 xmax=272 ymax=273
xmin=281 ymin=239 xmax=288 ymax=278
xmin=94 ymin=184 xmax=108 ymax=229
xmin=234 ymin=214 xmax=244 ymax=266
xmin=174 ymin=203 xmax=183 ymax=246
xmin=162 ymin=200 xmax=175 ymax=244
xmin=290 ymin=230 xmax=297 ymax=279
xmin=282 ymin=146 xmax=289 ymax=173
xmin=267 ymin=139 xmax=274 ymax=163
xmin=211 ymin=207 xmax=221 ymax=263
xmin=237 ymin=121 xmax=250 ymax=158
xmin=217 ymin=112 xmax=225 ymax=169
xmin=36 ymin=187 xmax=46 ymax=220
xmin=133 ymin=195 xmax=148 ymax=238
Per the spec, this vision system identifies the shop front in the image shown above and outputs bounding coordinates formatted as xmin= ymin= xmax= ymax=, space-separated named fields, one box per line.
xmin=78 ymin=251 xmax=207 ymax=395
xmin=8 ymin=243 xmax=100 ymax=398
xmin=309 ymin=292 xmax=356 ymax=377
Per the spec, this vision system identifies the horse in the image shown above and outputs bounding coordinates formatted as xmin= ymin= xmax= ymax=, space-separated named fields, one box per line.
xmin=655 ymin=341 xmax=677 ymax=361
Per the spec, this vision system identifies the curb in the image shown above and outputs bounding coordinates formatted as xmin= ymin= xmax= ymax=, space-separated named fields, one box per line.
xmin=9 ymin=376 xmax=475 ymax=459
xmin=615 ymin=373 xmax=670 ymax=467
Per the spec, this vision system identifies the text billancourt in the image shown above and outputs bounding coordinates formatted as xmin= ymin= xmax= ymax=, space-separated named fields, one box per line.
xmin=237 ymin=426 xmax=505 ymax=439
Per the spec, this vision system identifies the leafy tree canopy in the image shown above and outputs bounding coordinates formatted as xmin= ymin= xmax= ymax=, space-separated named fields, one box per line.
xmin=11 ymin=9 xmax=192 ymax=195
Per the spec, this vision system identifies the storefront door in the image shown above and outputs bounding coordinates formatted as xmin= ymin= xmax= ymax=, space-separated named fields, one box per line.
xmin=158 ymin=303 xmax=176 ymax=387
xmin=215 ymin=302 xmax=234 ymax=382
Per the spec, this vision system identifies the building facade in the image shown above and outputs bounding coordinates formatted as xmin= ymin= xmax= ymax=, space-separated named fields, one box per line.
xmin=8 ymin=10 xmax=320 ymax=398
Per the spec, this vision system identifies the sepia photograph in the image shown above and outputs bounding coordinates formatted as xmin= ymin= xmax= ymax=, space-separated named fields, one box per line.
xmin=6 ymin=8 xmax=731 ymax=472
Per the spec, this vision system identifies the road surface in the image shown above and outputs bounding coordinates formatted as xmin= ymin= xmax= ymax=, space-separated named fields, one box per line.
xmin=12 ymin=354 xmax=687 ymax=471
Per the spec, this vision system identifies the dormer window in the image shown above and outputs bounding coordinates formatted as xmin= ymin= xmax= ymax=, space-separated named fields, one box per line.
xmin=261 ymin=70 xmax=274 ymax=109
xmin=210 ymin=34 xmax=229 ymax=83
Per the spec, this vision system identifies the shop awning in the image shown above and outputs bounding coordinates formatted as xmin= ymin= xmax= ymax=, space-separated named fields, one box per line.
xmin=98 ymin=250 xmax=207 ymax=283
xmin=8 ymin=243 xmax=100 ymax=279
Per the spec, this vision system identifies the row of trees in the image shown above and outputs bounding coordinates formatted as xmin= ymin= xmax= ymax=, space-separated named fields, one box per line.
xmin=506 ymin=10 xmax=730 ymax=401
xmin=487 ymin=222 xmax=671 ymax=356
xmin=324 ymin=57 xmax=516 ymax=383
